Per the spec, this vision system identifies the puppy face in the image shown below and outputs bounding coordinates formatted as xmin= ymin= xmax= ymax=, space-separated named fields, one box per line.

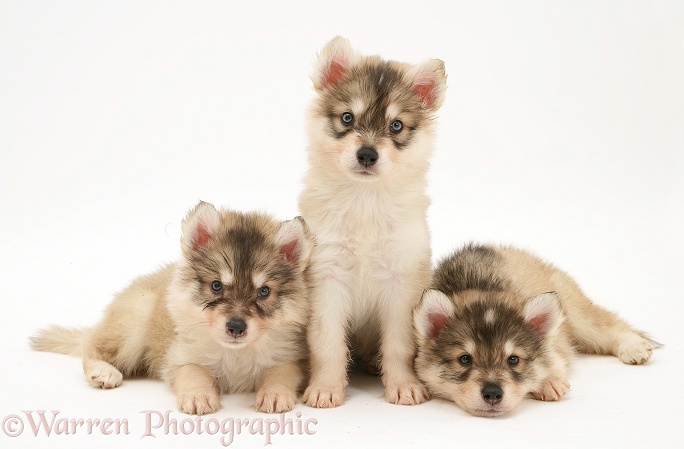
xmin=173 ymin=202 xmax=312 ymax=349
xmin=308 ymin=37 xmax=446 ymax=182
xmin=414 ymin=290 xmax=562 ymax=417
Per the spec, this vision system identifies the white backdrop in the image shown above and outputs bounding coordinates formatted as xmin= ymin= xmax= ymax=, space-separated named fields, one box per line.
xmin=1 ymin=1 xmax=682 ymax=448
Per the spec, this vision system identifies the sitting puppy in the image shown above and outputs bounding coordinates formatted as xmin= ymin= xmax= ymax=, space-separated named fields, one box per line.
xmin=31 ymin=202 xmax=313 ymax=414
xmin=414 ymin=244 xmax=659 ymax=417
xmin=300 ymin=36 xmax=447 ymax=408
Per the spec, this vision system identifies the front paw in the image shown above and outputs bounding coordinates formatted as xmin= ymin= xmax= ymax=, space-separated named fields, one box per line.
xmin=303 ymin=383 xmax=345 ymax=408
xmin=531 ymin=376 xmax=570 ymax=401
xmin=385 ymin=382 xmax=429 ymax=405
xmin=255 ymin=385 xmax=297 ymax=413
xmin=177 ymin=389 xmax=221 ymax=415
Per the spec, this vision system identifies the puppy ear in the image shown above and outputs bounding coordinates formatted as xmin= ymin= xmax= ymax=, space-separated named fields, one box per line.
xmin=181 ymin=201 xmax=221 ymax=253
xmin=414 ymin=289 xmax=455 ymax=341
xmin=407 ymin=59 xmax=447 ymax=110
xmin=312 ymin=36 xmax=358 ymax=91
xmin=275 ymin=216 xmax=314 ymax=271
xmin=524 ymin=292 xmax=564 ymax=337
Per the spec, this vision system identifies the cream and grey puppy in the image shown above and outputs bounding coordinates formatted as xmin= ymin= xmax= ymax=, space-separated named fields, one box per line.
xmin=31 ymin=202 xmax=313 ymax=415
xmin=299 ymin=37 xmax=447 ymax=407
xmin=414 ymin=244 xmax=659 ymax=417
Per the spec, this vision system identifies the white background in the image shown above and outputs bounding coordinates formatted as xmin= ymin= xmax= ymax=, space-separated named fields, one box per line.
xmin=1 ymin=1 xmax=682 ymax=448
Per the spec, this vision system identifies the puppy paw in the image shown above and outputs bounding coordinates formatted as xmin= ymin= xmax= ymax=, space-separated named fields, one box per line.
xmin=618 ymin=336 xmax=653 ymax=365
xmin=177 ymin=389 xmax=221 ymax=415
xmin=255 ymin=385 xmax=297 ymax=413
xmin=531 ymin=376 xmax=570 ymax=401
xmin=85 ymin=362 xmax=123 ymax=389
xmin=385 ymin=382 xmax=430 ymax=405
xmin=303 ymin=384 xmax=345 ymax=408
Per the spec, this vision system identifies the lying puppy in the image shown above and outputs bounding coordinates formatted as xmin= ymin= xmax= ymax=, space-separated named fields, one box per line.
xmin=414 ymin=244 xmax=659 ymax=417
xmin=31 ymin=202 xmax=313 ymax=414
xmin=299 ymin=37 xmax=447 ymax=407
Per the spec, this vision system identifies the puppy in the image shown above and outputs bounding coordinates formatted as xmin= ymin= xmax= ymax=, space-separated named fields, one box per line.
xmin=299 ymin=37 xmax=447 ymax=407
xmin=31 ymin=202 xmax=313 ymax=414
xmin=414 ymin=244 xmax=660 ymax=417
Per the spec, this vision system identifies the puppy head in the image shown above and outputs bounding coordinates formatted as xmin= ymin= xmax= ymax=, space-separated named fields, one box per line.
xmin=308 ymin=36 xmax=447 ymax=182
xmin=414 ymin=289 xmax=563 ymax=417
xmin=171 ymin=201 xmax=313 ymax=349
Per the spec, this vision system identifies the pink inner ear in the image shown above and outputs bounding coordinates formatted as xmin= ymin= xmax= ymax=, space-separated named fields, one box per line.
xmin=528 ymin=314 xmax=549 ymax=337
xmin=193 ymin=223 xmax=212 ymax=250
xmin=427 ymin=312 xmax=449 ymax=340
xmin=413 ymin=82 xmax=436 ymax=109
xmin=279 ymin=240 xmax=299 ymax=264
xmin=323 ymin=60 xmax=347 ymax=88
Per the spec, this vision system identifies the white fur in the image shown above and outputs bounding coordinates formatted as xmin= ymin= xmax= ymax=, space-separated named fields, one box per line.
xmin=300 ymin=39 xmax=446 ymax=407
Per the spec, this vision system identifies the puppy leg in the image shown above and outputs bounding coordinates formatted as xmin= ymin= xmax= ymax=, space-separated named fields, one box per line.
xmin=81 ymin=332 xmax=123 ymax=389
xmin=304 ymin=274 xmax=352 ymax=408
xmin=256 ymin=362 xmax=303 ymax=413
xmin=378 ymin=282 xmax=429 ymax=405
xmin=82 ymin=359 xmax=123 ymax=389
xmin=169 ymin=364 xmax=220 ymax=415
xmin=563 ymin=290 xmax=658 ymax=365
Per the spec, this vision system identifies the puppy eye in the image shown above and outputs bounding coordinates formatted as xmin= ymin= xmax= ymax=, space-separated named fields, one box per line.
xmin=390 ymin=120 xmax=403 ymax=133
xmin=508 ymin=355 xmax=520 ymax=366
xmin=341 ymin=112 xmax=354 ymax=125
xmin=210 ymin=280 xmax=223 ymax=293
xmin=458 ymin=354 xmax=472 ymax=366
xmin=257 ymin=286 xmax=270 ymax=299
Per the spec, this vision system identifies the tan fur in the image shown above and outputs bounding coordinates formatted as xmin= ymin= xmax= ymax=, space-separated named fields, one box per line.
xmin=300 ymin=37 xmax=447 ymax=407
xmin=31 ymin=202 xmax=314 ymax=414
xmin=493 ymin=247 xmax=658 ymax=363
xmin=414 ymin=244 xmax=659 ymax=417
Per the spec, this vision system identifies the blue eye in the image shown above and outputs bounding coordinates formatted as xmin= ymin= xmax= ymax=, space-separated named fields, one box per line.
xmin=390 ymin=120 xmax=403 ymax=133
xmin=257 ymin=286 xmax=270 ymax=298
xmin=210 ymin=281 xmax=223 ymax=293
xmin=458 ymin=354 xmax=472 ymax=366
xmin=341 ymin=112 xmax=354 ymax=125
xmin=508 ymin=355 xmax=520 ymax=366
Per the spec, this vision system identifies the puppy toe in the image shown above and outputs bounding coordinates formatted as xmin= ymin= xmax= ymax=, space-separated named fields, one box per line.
xmin=255 ymin=386 xmax=297 ymax=413
xmin=531 ymin=376 xmax=570 ymax=401
xmin=177 ymin=390 xmax=221 ymax=415
xmin=85 ymin=362 xmax=123 ymax=389
xmin=618 ymin=336 xmax=653 ymax=365
xmin=303 ymin=384 xmax=345 ymax=408
xmin=385 ymin=382 xmax=430 ymax=406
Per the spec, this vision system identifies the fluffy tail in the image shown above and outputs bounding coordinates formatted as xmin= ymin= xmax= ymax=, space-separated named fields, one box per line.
xmin=29 ymin=325 xmax=86 ymax=356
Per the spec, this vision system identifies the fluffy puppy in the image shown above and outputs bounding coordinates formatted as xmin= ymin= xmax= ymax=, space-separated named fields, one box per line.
xmin=414 ymin=244 xmax=660 ymax=417
xmin=299 ymin=37 xmax=447 ymax=407
xmin=31 ymin=202 xmax=313 ymax=414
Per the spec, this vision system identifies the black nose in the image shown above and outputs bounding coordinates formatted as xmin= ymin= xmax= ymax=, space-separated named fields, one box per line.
xmin=226 ymin=318 xmax=247 ymax=337
xmin=356 ymin=147 xmax=378 ymax=167
xmin=481 ymin=383 xmax=504 ymax=405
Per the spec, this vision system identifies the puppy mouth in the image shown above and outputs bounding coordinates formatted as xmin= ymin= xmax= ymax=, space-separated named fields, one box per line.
xmin=472 ymin=407 xmax=505 ymax=417
xmin=351 ymin=167 xmax=379 ymax=178
xmin=221 ymin=338 xmax=249 ymax=348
